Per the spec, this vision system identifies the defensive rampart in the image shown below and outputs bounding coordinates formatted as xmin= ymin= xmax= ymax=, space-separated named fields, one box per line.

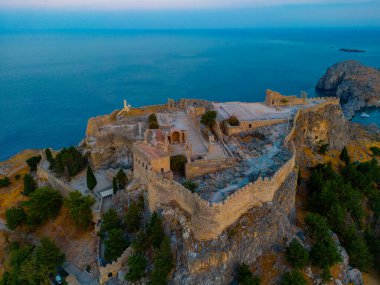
xmin=98 ymin=247 xmax=132 ymax=284
xmin=185 ymin=157 xmax=238 ymax=179
xmin=226 ymin=118 xmax=287 ymax=136
xmin=147 ymin=142 xmax=296 ymax=240
xmin=37 ymin=166 xmax=74 ymax=197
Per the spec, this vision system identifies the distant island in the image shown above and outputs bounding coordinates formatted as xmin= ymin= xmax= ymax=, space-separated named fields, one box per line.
xmin=339 ymin=48 xmax=366 ymax=53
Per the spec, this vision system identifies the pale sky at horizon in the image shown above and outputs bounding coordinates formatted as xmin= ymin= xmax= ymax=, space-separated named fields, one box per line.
xmin=0 ymin=0 xmax=376 ymax=10
xmin=0 ymin=0 xmax=379 ymax=29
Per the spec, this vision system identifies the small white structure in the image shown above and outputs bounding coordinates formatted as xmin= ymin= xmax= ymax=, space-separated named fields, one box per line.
xmin=117 ymin=99 xmax=131 ymax=116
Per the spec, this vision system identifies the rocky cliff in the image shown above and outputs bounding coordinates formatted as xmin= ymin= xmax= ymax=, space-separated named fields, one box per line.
xmin=162 ymin=171 xmax=297 ymax=285
xmin=316 ymin=60 xmax=380 ymax=119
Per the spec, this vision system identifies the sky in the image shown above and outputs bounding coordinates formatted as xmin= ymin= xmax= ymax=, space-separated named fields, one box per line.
xmin=0 ymin=0 xmax=379 ymax=29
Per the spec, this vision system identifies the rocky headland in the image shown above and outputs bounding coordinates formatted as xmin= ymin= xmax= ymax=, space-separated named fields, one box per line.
xmin=316 ymin=60 xmax=380 ymax=119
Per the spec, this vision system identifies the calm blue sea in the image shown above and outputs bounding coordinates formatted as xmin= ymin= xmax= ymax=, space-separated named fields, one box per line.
xmin=0 ymin=28 xmax=380 ymax=161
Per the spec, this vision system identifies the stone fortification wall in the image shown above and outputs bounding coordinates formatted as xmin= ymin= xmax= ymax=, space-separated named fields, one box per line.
xmin=98 ymin=247 xmax=132 ymax=284
xmin=86 ymin=110 xmax=119 ymax=137
xmin=185 ymin=157 xmax=238 ymax=179
xmin=37 ymin=166 xmax=74 ymax=198
xmin=147 ymin=143 xmax=296 ymax=240
xmin=226 ymin=118 xmax=287 ymax=135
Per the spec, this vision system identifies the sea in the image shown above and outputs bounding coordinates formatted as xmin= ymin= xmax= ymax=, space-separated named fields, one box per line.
xmin=0 ymin=28 xmax=380 ymax=161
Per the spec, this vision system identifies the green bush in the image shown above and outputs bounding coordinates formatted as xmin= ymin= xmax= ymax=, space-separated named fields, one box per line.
xmin=5 ymin=207 xmax=27 ymax=230
xmin=15 ymin=174 xmax=21 ymax=180
xmin=148 ymin=113 xmax=159 ymax=129
xmin=104 ymin=228 xmax=129 ymax=262
xmin=45 ymin=148 xmax=54 ymax=163
xmin=100 ymin=209 xmax=122 ymax=239
xmin=281 ymin=270 xmax=307 ymax=285
xmin=64 ymin=191 xmax=95 ymax=230
xmin=53 ymin=147 xmax=86 ymax=177
xmin=148 ymin=212 xmax=165 ymax=248
xmin=317 ymin=142 xmax=329 ymax=155
xmin=126 ymin=253 xmax=147 ymax=282
xmin=200 ymin=110 xmax=217 ymax=128
xmin=170 ymin=155 xmax=187 ymax=174
xmin=236 ymin=263 xmax=260 ymax=285
xmin=340 ymin=146 xmax=350 ymax=165
xmin=86 ymin=166 xmax=97 ymax=191
xmin=24 ymin=187 xmax=63 ymax=226
xmin=26 ymin=155 xmax=41 ymax=171
xmin=125 ymin=200 xmax=143 ymax=233
xmin=149 ymin=237 xmax=174 ymax=285
xmin=116 ymin=169 xmax=127 ymax=190
xmin=228 ymin=116 xmax=240 ymax=126
xmin=22 ymin=174 xmax=36 ymax=196
xmin=182 ymin=180 xmax=198 ymax=193
xmin=310 ymin=236 xmax=341 ymax=268
xmin=0 ymin=177 xmax=11 ymax=188
xmin=370 ymin=146 xmax=380 ymax=156
xmin=285 ymin=239 xmax=309 ymax=269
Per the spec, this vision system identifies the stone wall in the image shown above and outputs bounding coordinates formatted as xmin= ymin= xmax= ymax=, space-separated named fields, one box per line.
xmin=147 ymin=143 xmax=296 ymax=240
xmin=185 ymin=157 xmax=238 ymax=179
xmin=225 ymin=118 xmax=287 ymax=135
xmin=98 ymin=247 xmax=132 ymax=284
xmin=37 ymin=166 xmax=75 ymax=198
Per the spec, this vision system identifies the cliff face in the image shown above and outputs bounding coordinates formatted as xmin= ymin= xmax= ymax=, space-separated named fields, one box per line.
xmin=292 ymin=102 xmax=349 ymax=152
xmin=316 ymin=60 xmax=380 ymax=118
xmin=163 ymin=171 xmax=297 ymax=285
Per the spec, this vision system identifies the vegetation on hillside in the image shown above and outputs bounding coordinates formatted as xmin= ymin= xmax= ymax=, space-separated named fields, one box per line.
xmin=22 ymin=174 xmax=36 ymax=196
xmin=64 ymin=191 xmax=95 ymax=230
xmin=305 ymin=147 xmax=380 ymax=272
xmin=52 ymin=146 xmax=86 ymax=177
xmin=182 ymin=180 xmax=198 ymax=193
xmin=0 ymin=177 xmax=11 ymax=188
xmin=170 ymin=155 xmax=187 ymax=175
xmin=0 ymin=238 xmax=65 ymax=285
xmin=148 ymin=113 xmax=159 ymax=129
xmin=86 ymin=166 xmax=97 ymax=191
xmin=26 ymin=155 xmax=41 ymax=172
xmin=235 ymin=263 xmax=260 ymax=285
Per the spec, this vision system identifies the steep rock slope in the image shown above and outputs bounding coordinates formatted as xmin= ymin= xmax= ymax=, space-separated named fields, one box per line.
xmin=316 ymin=60 xmax=380 ymax=118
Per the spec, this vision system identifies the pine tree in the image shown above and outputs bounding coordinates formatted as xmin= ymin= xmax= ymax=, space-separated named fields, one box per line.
xmin=86 ymin=166 xmax=97 ymax=191
xmin=112 ymin=177 xmax=118 ymax=194
xmin=340 ymin=146 xmax=350 ymax=165
xmin=23 ymin=174 xmax=36 ymax=196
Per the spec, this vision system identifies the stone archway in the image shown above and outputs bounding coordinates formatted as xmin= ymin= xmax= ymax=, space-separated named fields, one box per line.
xmin=171 ymin=131 xmax=180 ymax=143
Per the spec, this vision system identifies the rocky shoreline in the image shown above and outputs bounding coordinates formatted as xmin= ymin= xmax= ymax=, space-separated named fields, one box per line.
xmin=316 ymin=60 xmax=380 ymax=119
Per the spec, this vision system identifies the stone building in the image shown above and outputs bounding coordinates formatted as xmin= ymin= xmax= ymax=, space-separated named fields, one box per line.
xmin=265 ymin=89 xmax=307 ymax=107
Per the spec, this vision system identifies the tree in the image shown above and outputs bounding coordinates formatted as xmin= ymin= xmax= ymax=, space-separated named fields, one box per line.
xmin=18 ymin=238 xmax=65 ymax=285
xmin=5 ymin=207 xmax=27 ymax=230
xmin=170 ymin=155 xmax=187 ymax=174
xmin=281 ymin=270 xmax=307 ymax=285
xmin=22 ymin=174 xmax=36 ymax=196
xmin=116 ymin=169 xmax=127 ymax=190
xmin=64 ymin=191 xmax=95 ymax=230
xmin=86 ymin=166 xmax=97 ymax=191
xmin=112 ymin=177 xmax=118 ymax=194
xmin=200 ymin=110 xmax=217 ymax=128
xmin=236 ymin=263 xmax=260 ymax=285
xmin=149 ymin=237 xmax=174 ymax=285
xmin=310 ymin=236 xmax=341 ymax=268
xmin=124 ymin=201 xmax=143 ymax=233
xmin=26 ymin=155 xmax=41 ymax=172
xmin=370 ymin=146 xmax=380 ymax=156
xmin=182 ymin=180 xmax=198 ymax=193
xmin=285 ymin=239 xmax=309 ymax=269
xmin=99 ymin=209 xmax=122 ymax=239
xmin=53 ymin=147 xmax=86 ymax=177
xmin=0 ymin=177 xmax=11 ymax=188
xmin=45 ymin=148 xmax=54 ymax=163
xmin=340 ymin=146 xmax=350 ymax=165
xmin=148 ymin=113 xmax=159 ymax=129
xmin=131 ymin=230 xmax=149 ymax=254
xmin=126 ymin=254 xmax=147 ymax=282
xmin=24 ymin=187 xmax=63 ymax=226
xmin=148 ymin=212 xmax=164 ymax=248
xmin=104 ymin=228 xmax=129 ymax=262
xmin=228 ymin=116 xmax=240 ymax=126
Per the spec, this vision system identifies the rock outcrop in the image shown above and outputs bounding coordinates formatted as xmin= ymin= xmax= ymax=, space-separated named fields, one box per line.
xmin=316 ymin=60 xmax=380 ymax=119
xmin=292 ymin=101 xmax=349 ymax=152
xmin=162 ymin=171 xmax=297 ymax=285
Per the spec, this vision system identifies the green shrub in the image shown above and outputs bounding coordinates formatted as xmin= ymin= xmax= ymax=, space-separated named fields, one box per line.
xmin=26 ymin=155 xmax=41 ymax=171
xmin=281 ymin=270 xmax=307 ymax=285
xmin=182 ymin=180 xmax=198 ymax=193
xmin=5 ymin=207 xmax=27 ymax=230
xmin=170 ymin=155 xmax=187 ymax=174
xmin=116 ymin=169 xmax=127 ymax=189
xmin=317 ymin=142 xmax=329 ymax=155
xmin=64 ymin=191 xmax=95 ymax=230
xmin=53 ymin=147 xmax=86 ymax=177
xmin=104 ymin=228 xmax=129 ymax=262
xmin=149 ymin=120 xmax=159 ymax=129
xmin=228 ymin=116 xmax=240 ymax=126
xmin=22 ymin=174 xmax=36 ymax=196
xmin=148 ymin=212 xmax=165 ymax=248
xmin=15 ymin=174 xmax=21 ymax=180
xmin=125 ymin=200 xmax=143 ymax=233
xmin=236 ymin=263 xmax=260 ymax=285
xmin=125 ymin=253 xmax=147 ymax=282
xmin=200 ymin=110 xmax=217 ymax=128
xmin=285 ymin=239 xmax=309 ymax=269
xmin=370 ymin=146 xmax=380 ymax=156
xmin=340 ymin=146 xmax=350 ymax=165
xmin=149 ymin=237 xmax=174 ymax=285
xmin=0 ymin=177 xmax=11 ymax=188
xmin=24 ymin=187 xmax=63 ymax=226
